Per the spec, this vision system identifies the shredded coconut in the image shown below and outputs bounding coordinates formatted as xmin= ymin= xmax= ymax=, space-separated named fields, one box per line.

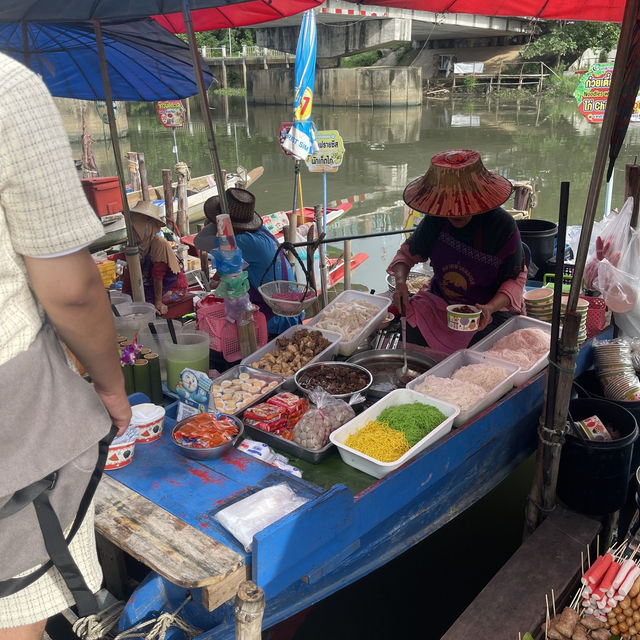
xmin=415 ymin=376 xmax=486 ymax=411
xmin=452 ymin=363 xmax=510 ymax=391
xmin=484 ymin=327 xmax=550 ymax=370
xmin=313 ymin=300 xmax=380 ymax=342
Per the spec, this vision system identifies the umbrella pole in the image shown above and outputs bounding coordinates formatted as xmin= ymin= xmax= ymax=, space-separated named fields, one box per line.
xmin=93 ymin=20 xmax=145 ymax=303
xmin=524 ymin=0 xmax=638 ymax=534
xmin=182 ymin=0 xmax=229 ymax=217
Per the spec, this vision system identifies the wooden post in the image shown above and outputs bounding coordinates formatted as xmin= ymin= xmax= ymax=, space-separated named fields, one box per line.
xmin=222 ymin=60 xmax=228 ymax=90
xmin=306 ymin=224 xmax=320 ymax=315
xmin=518 ymin=63 xmax=524 ymax=89
xmin=197 ymin=222 xmax=210 ymax=282
xmin=343 ymin=239 xmax=352 ymax=291
xmin=138 ymin=152 xmax=150 ymax=202
xmin=221 ymin=169 xmax=228 ymax=191
xmin=235 ymin=580 xmax=265 ymax=640
xmin=624 ymin=163 xmax=640 ymax=229
xmin=497 ymin=62 xmax=503 ymax=92
xmin=242 ymin=58 xmax=248 ymax=91
xmin=127 ymin=151 xmax=140 ymax=193
xmin=176 ymin=174 xmax=189 ymax=236
xmin=162 ymin=169 xmax=175 ymax=232
xmin=314 ymin=205 xmax=328 ymax=307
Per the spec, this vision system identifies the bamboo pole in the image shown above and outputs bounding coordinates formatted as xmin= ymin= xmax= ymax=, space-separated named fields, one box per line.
xmin=343 ymin=239 xmax=352 ymax=291
xmin=235 ymin=581 xmax=265 ymax=640
xmin=138 ymin=152 xmax=150 ymax=202
xmin=624 ymin=163 xmax=640 ymax=229
xmin=162 ymin=169 xmax=176 ymax=233
xmin=314 ymin=205 xmax=328 ymax=307
xmin=197 ymin=222 xmax=210 ymax=282
xmin=306 ymin=223 xmax=320 ymax=315
xmin=176 ymin=174 xmax=189 ymax=236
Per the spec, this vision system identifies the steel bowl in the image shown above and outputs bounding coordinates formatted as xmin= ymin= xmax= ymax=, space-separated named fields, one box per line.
xmin=347 ymin=349 xmax=437 ymax=398
xmin=294 ymin=361 xmax=373 ymax=400
xmin=171 ymin=413 xmax=244 ymax=460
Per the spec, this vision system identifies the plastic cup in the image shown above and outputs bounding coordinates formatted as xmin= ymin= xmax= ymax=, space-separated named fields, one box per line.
xmin=162 ymin=328 xmax=211 ymax=392
xmin=138 ymin=321 xmax=184 ymax=381
xmin=114 ymin=302 xmax=157 ymax=341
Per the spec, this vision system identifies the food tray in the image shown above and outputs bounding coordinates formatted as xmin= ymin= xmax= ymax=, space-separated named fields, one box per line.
xmin=406 ymin=349 xmax=520 ymax=427
xmin=329 ymin=388 xmax=459 ymax=478
xmin=307 ymin=290 xmax=390 ymax=356
xmin=468 ymin=315 xmax=552 ymax=386
xmin=210 ymin=365 xmax=285 ymax=416
xmin=243 ymin=422 xmax=334 ymax=464
xmin=240 ymin=326 xmax=342 ymax=391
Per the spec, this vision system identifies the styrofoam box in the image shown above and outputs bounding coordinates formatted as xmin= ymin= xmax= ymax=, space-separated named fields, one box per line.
xmin=307 ymin=290 xmax=390 ymax=356
xmin=240 ymin=326 xmax=342 ymax=391
xmin=468 ymin=315 xmax=552 ymax=386
xmin=329 ymin=388 xmax=459 ymax=479
xmin=406 ymin=349 xmax=520 ymax=427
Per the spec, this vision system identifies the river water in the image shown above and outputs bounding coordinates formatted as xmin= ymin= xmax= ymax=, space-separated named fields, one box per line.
xmin=65 ymin=95 xmax=630 ymax=638
xmin=74 ymin=93 xmax=640 ymax=292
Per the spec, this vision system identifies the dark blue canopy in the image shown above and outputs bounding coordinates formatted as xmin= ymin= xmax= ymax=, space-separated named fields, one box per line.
xmin=0 ymin=19 xmax=214 ymax=100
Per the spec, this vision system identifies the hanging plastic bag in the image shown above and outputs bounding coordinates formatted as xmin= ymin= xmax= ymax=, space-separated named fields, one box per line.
xmin=595 ymin=258 xmax=639 ymax=313
xmin=609 ymin=227 xmax=640 ymax=337
xmin=584 ymin=197 xmax=633 ymax=290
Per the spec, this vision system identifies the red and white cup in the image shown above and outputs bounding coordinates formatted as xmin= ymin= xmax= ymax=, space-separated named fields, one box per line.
xmin=131 ymin=403 xmax=166 ymax=443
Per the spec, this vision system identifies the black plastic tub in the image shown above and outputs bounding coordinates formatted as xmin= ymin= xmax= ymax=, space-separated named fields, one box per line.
xmin=557 ymin=397 xmax=638 ymax=515
xmin=517 ymin=219 xmax=558 ymax=268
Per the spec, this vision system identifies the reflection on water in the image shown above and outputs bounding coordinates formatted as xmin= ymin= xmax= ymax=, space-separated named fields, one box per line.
xmin=67 ymin=94 xmax=640 ymax=290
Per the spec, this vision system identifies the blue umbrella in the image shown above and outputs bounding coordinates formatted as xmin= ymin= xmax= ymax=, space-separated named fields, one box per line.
xmin=0 ymin=18 xmax=213 ymax=100
xmin=282 ymin=9 xmax=318 ymax=161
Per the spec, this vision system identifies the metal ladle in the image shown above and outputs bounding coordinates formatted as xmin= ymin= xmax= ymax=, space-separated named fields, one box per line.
xmin=396 ymin=299 xmax=420 ymax=386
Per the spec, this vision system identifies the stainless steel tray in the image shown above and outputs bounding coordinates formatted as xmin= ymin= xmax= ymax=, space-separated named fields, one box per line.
xmin=347 ymin=349 xmax=437 ymax=398
xmin=243 ymin=423 xmax=333 ymax=464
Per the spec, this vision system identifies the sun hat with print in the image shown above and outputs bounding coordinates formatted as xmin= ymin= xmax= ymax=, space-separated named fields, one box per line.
xmin=194 ymin=188 xmax=262 ymax=251
xmin=130 ymin=200 xmax=163 ymax=223
xmin=403 ymin=149 xmax=513 ymax=217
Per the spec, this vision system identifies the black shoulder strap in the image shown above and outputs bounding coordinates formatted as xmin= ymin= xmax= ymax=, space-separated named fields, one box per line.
xmin=0 ymin=425 xmax=117 ymax=616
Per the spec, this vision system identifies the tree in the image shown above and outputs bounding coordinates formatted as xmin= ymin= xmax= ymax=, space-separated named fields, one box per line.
xmin=178 ymin=28 xmax=256 ymax=55
xmin=521 ymin=20 xmax=620 ymax=68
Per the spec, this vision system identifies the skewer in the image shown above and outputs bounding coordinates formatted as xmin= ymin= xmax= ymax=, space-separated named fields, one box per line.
xmin=596 ymin=535 xmax=599 ymax=559
xmin=545 ymin=595 xmax=550 ymax=640
xmin=587 ymin=544 xmax=591 ymax=569
xmin=581 ymin=551 xmax=585 ymax=577
xmin=551 ymin=589 xmax=557 ymax=617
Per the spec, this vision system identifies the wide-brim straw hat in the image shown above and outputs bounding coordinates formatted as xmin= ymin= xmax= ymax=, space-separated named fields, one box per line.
xmin=130 ymin=200 xmax=163 ymax=224
xmin=403 ymin=149 xmax=513 ymax=217
xmin=194 ymin=187 xmax=263 ymax=251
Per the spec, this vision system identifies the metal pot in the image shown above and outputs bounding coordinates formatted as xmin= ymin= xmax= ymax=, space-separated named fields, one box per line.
xmin=347 ymin=349 xmax=437 ymax=399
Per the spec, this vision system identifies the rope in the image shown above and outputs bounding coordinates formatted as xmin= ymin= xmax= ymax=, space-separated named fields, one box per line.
xmin=72 ymin=601 xmax=125 ymax=640
xmin=112 ymin=595 xmax=201 ymax=640
xmin=537 ymin=416 xmax=568 ymax=448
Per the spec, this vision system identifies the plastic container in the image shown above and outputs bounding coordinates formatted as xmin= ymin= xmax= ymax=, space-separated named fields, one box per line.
xmin=516 ymin=219 xmax=558 ymax=267
xmin=161 ymin=328 xmax=211 ymax=392
xmin=307 ymin=290 xmax=390 ymax=356
xmin=468 ymin=315 xmax=552 ymax=386
xmin=406 ymin=350 xmax=520 ymax=427
xmin=557 ymin=397 xmax=638 ymax=515
xmin=242 ymin=423 xmax=334 ymax=464
xmin=81 ymin=176 xmax=122 ymax=217
xmin=109 ymin=290 xmax=132 ymax=306
xmin=240 ymin=326 xmax=342 ymax=391
xmin=138 ymin=320 xmax=184 ymax=381
xmin=114 ymin=302 xmax=158 ymax=341
xmin=329 ymin=388 xmax=459 ymax=478
xmin=130 ymin=403 xmax=165 ymax=443
xmin=446 ymin=304 xmax=481 ymax=332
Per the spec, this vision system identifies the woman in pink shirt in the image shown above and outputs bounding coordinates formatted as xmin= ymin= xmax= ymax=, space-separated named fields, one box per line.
xmin=388 ymin=149 xmax=527 ymax=354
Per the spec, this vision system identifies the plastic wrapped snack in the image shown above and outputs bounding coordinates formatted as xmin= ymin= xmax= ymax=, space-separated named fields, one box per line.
xmin=293 ymin=388 xmax=356 ymax=450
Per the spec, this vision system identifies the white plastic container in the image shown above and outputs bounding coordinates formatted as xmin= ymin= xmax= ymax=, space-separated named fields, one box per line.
xmin=240 ymin=326 xmax=342 ymax=391
xmin=406 ymin=349 xmax=520 ymax=427
xmin=468 ymin=315 xmax=552 ymax=386
xmin=329 ymin=388 xmax=459 ymax=478
xmin=114 ymin=302 xmax=158 ymax=341
xmin=307 ymin=290 xmax=390 ymax=356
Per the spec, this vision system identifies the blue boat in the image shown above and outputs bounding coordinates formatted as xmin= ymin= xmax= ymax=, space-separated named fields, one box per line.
xmin=96 ymin=338 xmax=601 ymax=640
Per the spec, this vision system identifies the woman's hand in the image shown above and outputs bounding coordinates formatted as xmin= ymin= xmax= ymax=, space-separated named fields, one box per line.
xmin=475 ymin=303 xmax=494 ymax=331
xmin=155 ymin=301 xmax=168 ymax=316
xmin=393 ymin=281 xmax=410 ymax=315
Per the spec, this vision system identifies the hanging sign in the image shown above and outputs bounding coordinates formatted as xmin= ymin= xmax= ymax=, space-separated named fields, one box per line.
xmin=305 ymin=130 xmax=344 ymax=173
xmin=157 ymin=100 xmax=185 ymax=128
xmin=574 ymin=63 xmax=640 ymax=123
xmin=96 ymin=101 xmax=117 ymax=124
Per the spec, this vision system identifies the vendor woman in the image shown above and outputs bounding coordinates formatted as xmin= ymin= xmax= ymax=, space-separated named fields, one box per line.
xmin=388 ymin=149 xmax=527 ymax=354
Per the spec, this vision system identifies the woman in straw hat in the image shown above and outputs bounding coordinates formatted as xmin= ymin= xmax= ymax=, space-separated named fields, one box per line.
xmin=388 ymin=150 xmax=527 ymax=354
xmin=196 ymin=188 xmax=302 ymax=338
xmin=122 ymin=201 xmax=188 ymax=315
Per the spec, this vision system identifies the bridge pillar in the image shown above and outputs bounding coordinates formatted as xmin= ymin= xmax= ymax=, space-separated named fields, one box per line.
xmin=256 ymin=19 xmax=412 ymax=59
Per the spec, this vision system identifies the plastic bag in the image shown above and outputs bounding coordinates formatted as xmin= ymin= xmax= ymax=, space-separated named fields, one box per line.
xmin=214 ymin=484 xmax=309 ymax=552
xmin=293 ymin=388 xmax=356 ymax=450
xmin=595 ymin=258 xmax=639 ymax=313
xmin=584 ymin=197 xmax=633 ymax=290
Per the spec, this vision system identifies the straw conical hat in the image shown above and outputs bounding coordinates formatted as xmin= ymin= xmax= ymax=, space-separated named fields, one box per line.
xmin=403 ymin=149 xmax=513 ymax=217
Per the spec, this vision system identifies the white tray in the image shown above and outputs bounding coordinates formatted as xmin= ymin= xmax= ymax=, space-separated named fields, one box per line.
xmin=406 ymin=349 xmax=520 ymax=427
xmin=329 ymin=388 xmax=459 ymax=478
xmin=307 ymin=290 xmax=390 ymax=356
xmin=240 ymin=326 xmax=342 ymax=391
xmin=468 ymin=315 xmax=552 ymax=386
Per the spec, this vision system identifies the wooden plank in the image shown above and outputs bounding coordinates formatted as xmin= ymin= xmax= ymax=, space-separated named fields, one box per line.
xmin=202 ymin=564 xmax=251 ymax=612
xmin=442 ymin=506 xmax=600 ymax=639
xmin=94 ymin=475 xmax=246 ymax=591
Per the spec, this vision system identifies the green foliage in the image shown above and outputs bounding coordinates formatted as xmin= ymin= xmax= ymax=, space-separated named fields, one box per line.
xmin=462 ymin=75 xmax=477 ymax=88
xmin=176 ymin=28 xmax=255 ymax=54
xmin=543 ymin=70 xmax=581 ymax=96
xmin=521 ymin=20 xmax=620 ymax=67
xmin=339 ymin=49 xmax=384 ymax=68
xmin=212 ymin=87 xmax=246 ymax=96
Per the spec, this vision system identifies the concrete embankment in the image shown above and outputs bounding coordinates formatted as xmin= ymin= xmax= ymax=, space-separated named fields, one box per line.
xmin=248 ymin=66 xmax=422 ymax=107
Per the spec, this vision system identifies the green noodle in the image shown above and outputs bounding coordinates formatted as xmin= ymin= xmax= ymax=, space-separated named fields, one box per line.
xmin=377 ymin=403 xmax=446 ymax=446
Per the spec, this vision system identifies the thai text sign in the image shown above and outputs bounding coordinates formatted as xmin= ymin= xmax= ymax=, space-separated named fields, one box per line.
xmin=305 ymin=130 xmax=344 ymax=173
xmin=574 ymin=63 xmax=640 ymax=123
xmin=157 ymin=100 xmax=185 ymax=128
